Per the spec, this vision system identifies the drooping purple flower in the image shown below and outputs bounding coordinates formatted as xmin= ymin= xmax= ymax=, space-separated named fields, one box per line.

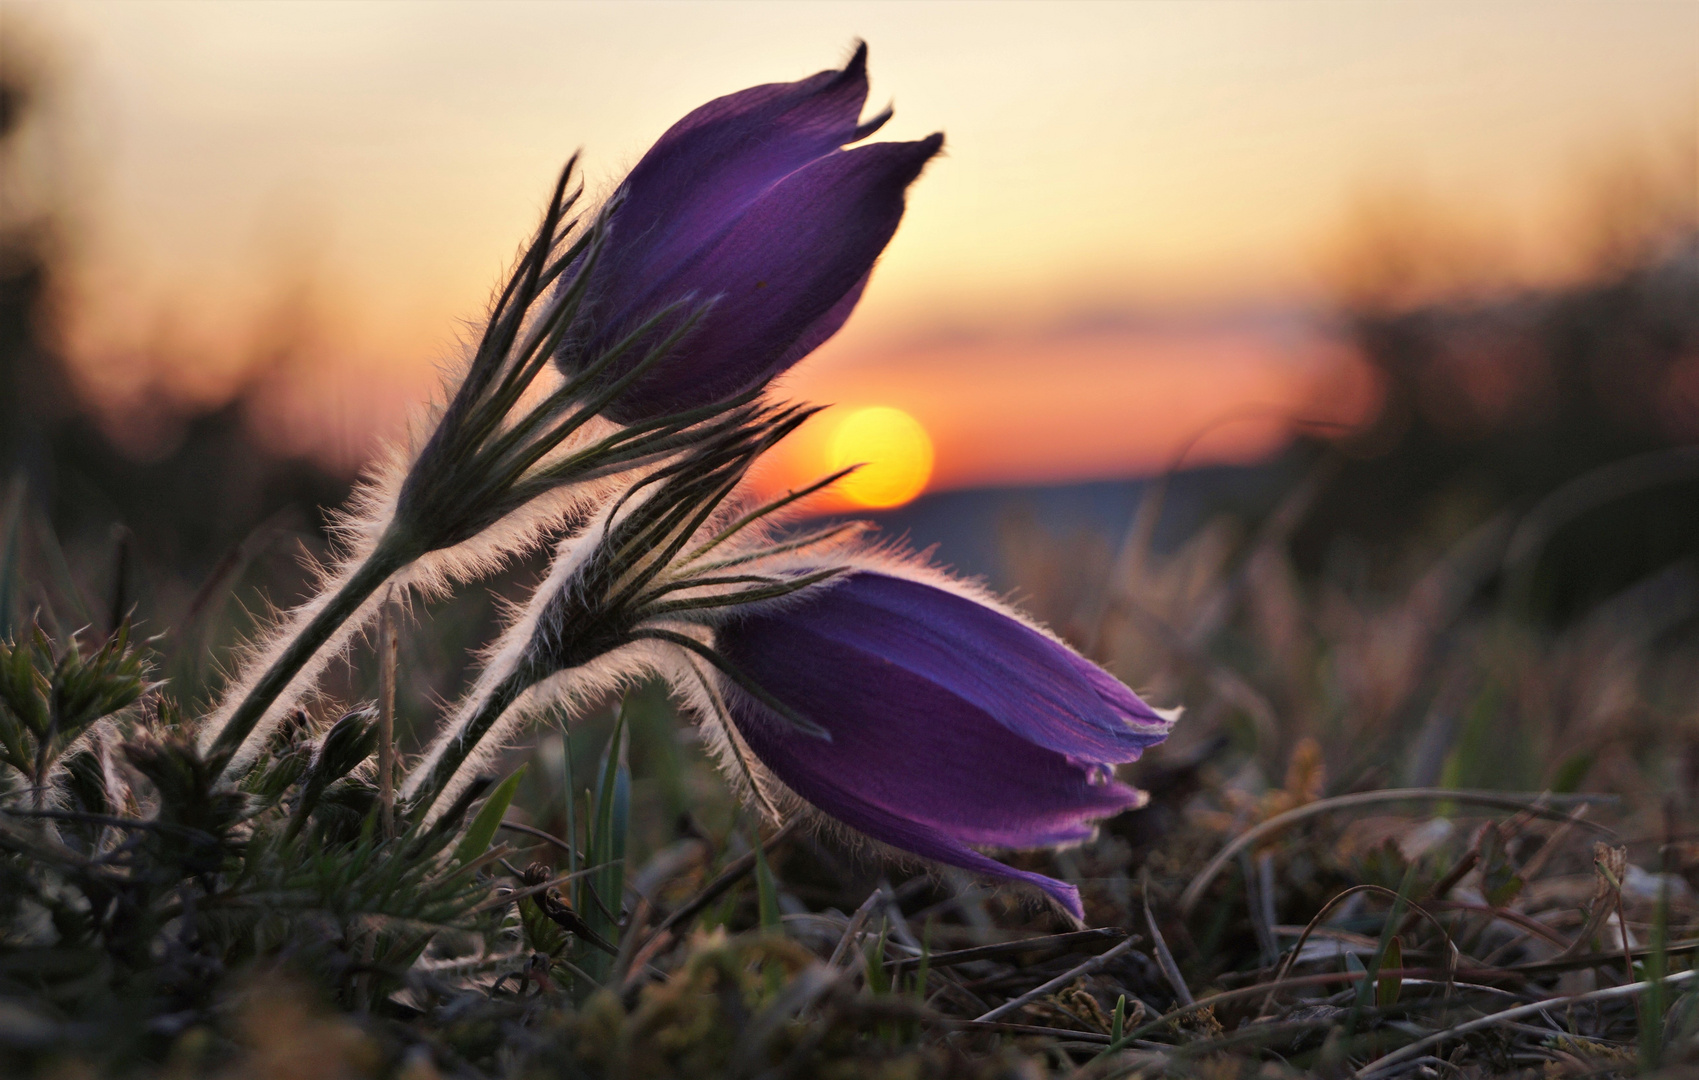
xmin=715 ymin=570 xmax=1175 ymax=920
xmin=560 ymin=44 xmax=942 ymax=421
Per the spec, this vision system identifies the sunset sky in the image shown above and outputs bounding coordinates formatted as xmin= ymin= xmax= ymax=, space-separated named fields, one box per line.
xmin=7 ymin=0 xmax=1695 ymax=503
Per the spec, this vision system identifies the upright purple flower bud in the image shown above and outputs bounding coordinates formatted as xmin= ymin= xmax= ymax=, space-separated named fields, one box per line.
xmin=715 ymin=571 xmax=1175 ymax=920
xmin=560 ymin=44 xmax=942 ymax=421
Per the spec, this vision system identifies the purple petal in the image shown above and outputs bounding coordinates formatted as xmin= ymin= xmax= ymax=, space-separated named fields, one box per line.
xmin=772 ymin=268 xmax=870 ymax=373
xmin=792 ymin=573 xmax=1172 ymax=765
xmin=555 ymin=46 xmax=940 ymax=419
xmin=597 ymin=44 xmax=887 ymax=312
xmin=601 ymin=136 xmax=942 ymax=419
xmin=719 ymin=570 xmax=1166 ymax=918
xmin=747 ymin=752 xmax=1096 ymax=920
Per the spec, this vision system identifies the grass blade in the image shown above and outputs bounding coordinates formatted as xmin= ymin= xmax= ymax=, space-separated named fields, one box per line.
xmin=1354 ymin=860 xmax=1418 ymax=1023
xmin=0 ymin=475 xmax=25 ymax=640
xmin=585 ymin=704 xmax=630 ymax=965
xmin=754 ymin=836 xmax=780 ymax=932
xmin=453 ymin=765 xmax=528 ymax=867
xmin=559 ymin=716 xmax=577 ymax=879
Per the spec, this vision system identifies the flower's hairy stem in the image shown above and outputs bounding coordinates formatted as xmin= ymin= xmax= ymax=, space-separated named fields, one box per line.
xmin=407 ymin=667 xmax=531 ymax=821
xmin=209 ymin=534 xmax=414 ymax=771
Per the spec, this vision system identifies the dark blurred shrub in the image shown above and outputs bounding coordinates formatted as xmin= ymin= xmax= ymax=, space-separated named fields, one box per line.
xmin=1295 ymin=234 xmax=1699 ymax=621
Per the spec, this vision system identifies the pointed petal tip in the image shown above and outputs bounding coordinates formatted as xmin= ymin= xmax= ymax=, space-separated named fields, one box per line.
xmin=1037 ymin=877 xmax=1086 ymax=922
xmin=852 ymin=104 xmax=894 ymax=143
xmin=819 ymin=41 xmax=870 ymax=98
xmin=901 ymin=132 xmax=948 ymax=175
xmin=870 ymin=131 xmax=945 ymax=185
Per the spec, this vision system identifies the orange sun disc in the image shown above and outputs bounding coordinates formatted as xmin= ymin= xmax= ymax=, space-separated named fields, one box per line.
xmin=828 ymin=406 xmax=935 ymax=508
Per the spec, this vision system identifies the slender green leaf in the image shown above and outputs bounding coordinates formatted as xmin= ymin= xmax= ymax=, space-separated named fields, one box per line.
xmin=1376 ymin=936 xmax=1403 ymax=1006
xmin=0 ymin=475 xmax=25 ymax=641
xmin=865 ymin=922 xmax=891 ymax=996
xmin=916 ymin=920 xmax=932 ymax=1000
xmin=754 ymin=836 xmax=780 ymax=932
xmin=584 ymin=705 xmax=629 ymax=959
xmin=452 ymin=764 xmax=527 ymax=866
xmin=1551 ymin=751 xmax=1594 ymax=794
xmin=1641 ymin=869 xmax=1671 ymax=1069
xmin=1354 ymin=860 xmax=1418 ymax=1021
xmin=31 ymin=512 xmax=93 ymax=630
xmin=559 ymin=719 xmax=577 ymax=879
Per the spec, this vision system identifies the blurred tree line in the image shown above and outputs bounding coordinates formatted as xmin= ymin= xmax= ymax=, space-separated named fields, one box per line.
xmin=1 ymin=52 xmax=351 ymax=643
xmin=1293 ymin=189 xmax=1699 ymax=621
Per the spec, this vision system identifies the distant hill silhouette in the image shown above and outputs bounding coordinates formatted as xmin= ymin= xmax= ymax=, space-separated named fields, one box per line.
xmin=811 ymin=463 xmax=1291 ymax=592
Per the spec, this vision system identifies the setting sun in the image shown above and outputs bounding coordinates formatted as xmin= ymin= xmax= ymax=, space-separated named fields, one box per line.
xmin=828 ymin=406 xmax=935 ymax=508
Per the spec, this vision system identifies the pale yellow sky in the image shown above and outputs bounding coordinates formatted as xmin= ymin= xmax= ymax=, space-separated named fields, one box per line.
xmin=7 ymin=0 xmax=1696 ymax=483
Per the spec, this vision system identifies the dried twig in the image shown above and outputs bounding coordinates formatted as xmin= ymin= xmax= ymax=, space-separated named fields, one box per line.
xmin=829 ymin=889 xmax=887 ymax=969
xmin=650 ymin=818 xmax=800 ymax=938
xmin=477 ymin=862 xmax=614 ymax=913
xmin=888 ymin=928 xmax=1130 ymax=972
xmin=974 ymin=939 xmax=1136 ymax=1023
xmin=1355 ymin=968 xmax=1699 ymax=1078
xmin=1143 ymin=876 xmax=1194 ymax=1007
xmin=498 ymin=818 xmax=577 ymax=855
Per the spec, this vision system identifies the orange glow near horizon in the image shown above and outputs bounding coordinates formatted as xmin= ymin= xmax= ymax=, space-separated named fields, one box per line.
xmin=10 ymin=2 xmax=1694 ymax=488
xmin=828 ymin=406 xmax=935 ymax=508
xmin=748 ymin=320 xmax=1379 ymax=509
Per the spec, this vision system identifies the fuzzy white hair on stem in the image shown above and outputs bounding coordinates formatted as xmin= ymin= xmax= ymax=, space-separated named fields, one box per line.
xmin=396 ymin=463 xmax=855 ymax=822
xmin=196 ymin=400 xmax=624 ymax=777
xmin=398 ymin=480 xmax=689 ymax=820
xmin=192 ymin=157 xmax=693 ymax=780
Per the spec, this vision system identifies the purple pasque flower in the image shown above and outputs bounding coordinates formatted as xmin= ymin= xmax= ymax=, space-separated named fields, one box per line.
xmin=714 ymin=569 xmax=1175 ymax=920
xmin=560 ymin=44 xmax=942 ymax=422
